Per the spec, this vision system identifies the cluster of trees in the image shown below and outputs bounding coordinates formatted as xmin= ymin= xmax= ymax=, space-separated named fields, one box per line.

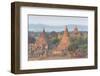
xmin=68 ymin=35 xmax=88 ymax=52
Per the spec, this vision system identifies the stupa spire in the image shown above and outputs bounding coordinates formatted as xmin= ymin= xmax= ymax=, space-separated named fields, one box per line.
xmin=43 ymin=28 xmax=45 ymax=33
xmin=57 ymin=25 xmax=70 ymax=50
xmin=73 ymin=25 xmax=80 ymax=37
xmin=73 ymin=25 xmax=78 ymax=34
xmin=64 ymin=26 xmax=68 ymax=32
xmin=34 ymin=28 xmax=48 ymax=50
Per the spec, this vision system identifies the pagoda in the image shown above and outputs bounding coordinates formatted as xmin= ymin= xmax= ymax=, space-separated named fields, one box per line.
xmin=34 ymin=28 xmax=48 ymax=50
xmin=57 ymin=26 xmax=70 ymax=49
xmin=73 ymin=25 xmax=80 ymax=37
xmin=52 ymin=26 xmax=70 ymax=55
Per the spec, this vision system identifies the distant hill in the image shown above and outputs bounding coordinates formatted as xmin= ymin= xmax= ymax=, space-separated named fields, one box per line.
xmin=29 ymin=24 xmax=88 ymax=32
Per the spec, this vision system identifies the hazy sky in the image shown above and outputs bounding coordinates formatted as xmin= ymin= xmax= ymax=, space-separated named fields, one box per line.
xmin=28 ymin=15 xmax=88 ymax=32
xmin=29 ymin=15 xmax=88 ymax=26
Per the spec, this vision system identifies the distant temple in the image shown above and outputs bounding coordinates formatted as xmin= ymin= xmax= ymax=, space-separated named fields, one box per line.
xmin=34 ymin=28 xmax=48 ymax=50
xmin=72 ymin=25 xmax=80 ymax=37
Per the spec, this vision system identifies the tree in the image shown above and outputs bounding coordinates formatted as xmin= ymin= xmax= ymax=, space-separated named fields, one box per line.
xmin=52 ymin=37 xmax=60 ymax=44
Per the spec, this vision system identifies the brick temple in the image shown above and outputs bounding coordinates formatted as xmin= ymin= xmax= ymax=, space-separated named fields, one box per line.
xmin=57 ymin=26 xmax=70 ymax=50
xmin=72 ymin=25 xmax=81 ymax=37
xmin=34 ymin=28 xmax=48 ymax=50
xmin=52 ymin=26 xmax=70 ymax=55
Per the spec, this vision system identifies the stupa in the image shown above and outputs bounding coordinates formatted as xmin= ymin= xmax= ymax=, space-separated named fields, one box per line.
xmin=57 ymin=26 xmax=70 ymax=49
xmin=73 ymin=25 xmax=80 ymax=37
xmin=52 ymin=26 xmax=70 ymax=55
xmin=34 ymin=28 xmax=48 ymax=50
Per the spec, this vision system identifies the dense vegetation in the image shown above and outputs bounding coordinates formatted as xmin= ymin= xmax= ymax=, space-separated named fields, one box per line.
xmin=28 ymin=31 xmax=88 ymax=60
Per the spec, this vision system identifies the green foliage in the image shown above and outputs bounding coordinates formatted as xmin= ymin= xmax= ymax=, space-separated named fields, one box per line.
xmin=79 ymin=44 xmax=87 ymax=50
xmin=52 ymin=37 xmax=60 ymax=44
xmin=68 ymin=35 xmax=88 ymax=51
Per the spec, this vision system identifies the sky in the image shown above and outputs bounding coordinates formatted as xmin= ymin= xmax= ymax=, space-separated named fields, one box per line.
xmin=28 ymin=15 xmax=88 ymax=32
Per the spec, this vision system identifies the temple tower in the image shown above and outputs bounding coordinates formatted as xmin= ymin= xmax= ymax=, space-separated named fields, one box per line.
xmin=57 ymin=26 xmax=70 ymax=50
xmin=52 ymin=26 xmax=70 ymax=55
xmin=34 ymin=28 xmax=48 ymax=50
xmin=73 ymin=25 xmax=80 ymax=37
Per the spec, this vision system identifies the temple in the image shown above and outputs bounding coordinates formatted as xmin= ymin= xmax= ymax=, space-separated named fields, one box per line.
xmin=52 ymin=26 xmax=70 ymax=55
xmin=57 ymin=26 xmax=70 ymax=50
xmin=34 ymin=28 xmax=48 ymax=50
xmin=72 ymin=25 xmax=81 ymax=37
